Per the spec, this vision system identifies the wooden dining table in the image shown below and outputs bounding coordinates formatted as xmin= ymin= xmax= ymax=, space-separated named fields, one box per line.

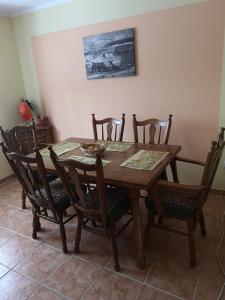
xmin=41 ymin=137 xmax=181 ymax=269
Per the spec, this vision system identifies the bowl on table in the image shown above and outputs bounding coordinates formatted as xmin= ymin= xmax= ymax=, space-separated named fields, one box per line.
xmin=80 ymin=142 xmax=107 ymax=157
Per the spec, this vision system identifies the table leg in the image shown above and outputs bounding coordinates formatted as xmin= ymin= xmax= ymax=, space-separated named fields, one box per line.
xmin=129 ymin=188 xmax=146 ymax=269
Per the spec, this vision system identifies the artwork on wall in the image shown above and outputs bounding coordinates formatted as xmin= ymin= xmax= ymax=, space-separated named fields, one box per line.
xmin=83 ymin=28 xmax=136 ymax=80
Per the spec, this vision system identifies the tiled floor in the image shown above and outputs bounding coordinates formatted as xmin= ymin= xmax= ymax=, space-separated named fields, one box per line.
xmin=0 ymin=178 xmax=224 ymax=300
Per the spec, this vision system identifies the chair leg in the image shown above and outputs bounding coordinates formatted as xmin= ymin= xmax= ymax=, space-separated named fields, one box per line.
xmin=91 ymin=220 xmax=97 ymax=227
xmin=199 ymin=212 xmax=206 ymax=237
xmin=21 ymin=188 xmax=26 ymax=209
xmin=32 ymin=209 xmax=38 ymax=239
xmin=58 ymin=212 xmax=68 ymax=254
xmin=158 ymin=215 xmax=163 ymax=226
xmin=111 ymin=223 xmax=120 ymax=272
xmin=186 ymin=220 xmax=196 ymax=267
xmin=170 ymin=159 xmax=179 ymax=183
xmin=36 ymin=216 xmax=41 ymax=232
xmin=144 ymin=213 xmax=155 ymax=245
xmin=161 ymin=170 xmax=168 ymax=180
xmin=74 ymin=216 xmax=81 ymax=254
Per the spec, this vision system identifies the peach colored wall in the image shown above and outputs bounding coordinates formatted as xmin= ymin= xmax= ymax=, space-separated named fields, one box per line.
xmin=32 ymin=1 xmax=224 ymax=163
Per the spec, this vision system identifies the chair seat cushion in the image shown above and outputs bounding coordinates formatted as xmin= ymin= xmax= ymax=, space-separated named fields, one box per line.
xmin=47 ymin=173 xmax=58 ymax=182
xmin=86 ymin=187 xmax=131 ymax=224
xmin=36 ymin=179 xmax=71 ymax=210
xmin=145 ymin=189 xmax=198 ymax=218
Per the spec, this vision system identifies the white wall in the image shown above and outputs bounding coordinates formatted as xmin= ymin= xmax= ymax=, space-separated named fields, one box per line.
xmin=0 ymin=17 xmax=25 ymax=179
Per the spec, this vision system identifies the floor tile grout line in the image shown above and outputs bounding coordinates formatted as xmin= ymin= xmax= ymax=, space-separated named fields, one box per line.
xmin=134 ymin=261 xmax=154 ymax=300
xmin=1 ymin=190 xmax=224 ymax=299
xmin=142 ymin=282 xmax=186 ymax=300
xmin=133 ymin=283 xmax=145 ymax=300
xmin=0 ymin=265 xmax=11 ymax=279
xmin=79 ymin=266 xmax=105 ymax=300
xmin=79 ymin=255 xmax=112 ymax=299
xmin=35 ymin=253 xmax=70 ymax=285
xmin=103 ymin=264 xmax=185 ymax=300
xmin=13 ymin=255 xmax=71 ymax=299
xmin=192 ymin=277 xmax=200 ymax=300
xmin=41 ymin=241 xmax=67 ymax=253
xmin=2 ymin=240 xmax=43 ymax=272
xmin=0 ymin=237 xmax=14 ymax=249
xmin=103 ymin=265 xmax=146 ymax=286
xmin=32 ymin=284 xmax=72 ymax=300
xmin=44 ymin=242 xmax=113 ymax=268
xmin=0 ymin=225 xmax=43 ymax=242
xmin=25 ymin=283 xmax=42 ymax=300
xmin=102 ymin=257 xmax=185 ymax=300
xmin=0 ymin=262 xmax=12 ymax=270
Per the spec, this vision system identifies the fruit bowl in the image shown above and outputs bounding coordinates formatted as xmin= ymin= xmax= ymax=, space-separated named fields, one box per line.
xmin=80 ymin=142 xmax=107 ymax=157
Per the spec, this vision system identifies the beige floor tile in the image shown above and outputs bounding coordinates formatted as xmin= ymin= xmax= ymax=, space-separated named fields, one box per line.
xmin=43 ymin=224 xmax=76 ymax=252
xmin=204 ymin=194 xmax=225 ymax=219
xmin=106 ymin=239 xmax=151 ymax=282
xmin=159 ymin=231 xmax=209 ymax=266
xmin=29 ymin=285 xmax=66 ymax=300
xmin=0 ymin=206 xmax=33 ymax=237
xmin=0 ymin=264 xmax=10 ymax=278
xmin=46 ymin=256 xmax=101 ymax=299
xmin=144 ymin=226 xmax=170 ymax=257
xmin=0 ymin=179 xmax=224 ymax=300
xmin=76 ymin=233 xmax=112 ymax=266
xmin=0 ymin=235 xmax=40 ymax=268
xmin=0 ymin=226 xmax=15 ymax=246
xmin=200 ymin=214 xmax=223 ymax=243
xmin=202 ymin=240 xmax=225 ymax=272
xmin=82 ymin=269 xmax=142 ymax=300
xmin=0 ymin=270 xmax=39 ymax=300
xmin=195 ymin=268 xmax=225 ymax=300
xmin=146 ymin=254 xmax=199 ymax=299
xmin=0 ymin=206 xmax=20 ymax=227
xmin=15 ymin=244 xmax=68 ymax=283
xmin=137 ymin=286 xmax=178 ymax=300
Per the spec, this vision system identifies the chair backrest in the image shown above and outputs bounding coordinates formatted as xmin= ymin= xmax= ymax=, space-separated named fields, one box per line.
xmin=133 ymin=114 xmax=172 ymax=144
xmin=49 ymin=147 xmax=108 ymax=231
xmin=201 ymin=127 xmax=225 ymax=195
xmin=1 ymin=143 xmax=56 ymax=213
xmin=0 ymin=119 xmax=38 ymax=155
xmin=92 ymin=113 xmax=125 ymax=142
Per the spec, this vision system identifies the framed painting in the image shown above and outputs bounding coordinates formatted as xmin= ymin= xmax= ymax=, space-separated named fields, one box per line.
xmin=83 ymin=28 xmax=136 ymax=80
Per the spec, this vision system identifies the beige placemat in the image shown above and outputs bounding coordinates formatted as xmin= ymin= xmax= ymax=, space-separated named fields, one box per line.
xmin=120 ymin=150 xmax=169 ymax=170
xmin=97 ymin=141 xmax=133 ymax=152
xmin=69 ymin=155 xmax=111 ymax=166
xmin=40 ymin=141 xmax=80 ymax=157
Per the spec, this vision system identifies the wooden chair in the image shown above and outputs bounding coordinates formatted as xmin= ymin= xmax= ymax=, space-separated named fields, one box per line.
xmin=0 ymin=120 xmax=55 ymax=209
xmin=133 ymin=114 xmax=172 ymax=144
xmin=0 ymin=142 xmax=75 ymax=253
xmin=0 ymin=119 xmax=38 ymax=155
xmin=92 ymin=113 xmax=125 ymax=142
xmin=49 ymin=146 xmax=132 ymax=271
xmin=144 ymin=127 xmax=225 ymax=267
xmin=133 ymin=114 xmax=173 ymax=187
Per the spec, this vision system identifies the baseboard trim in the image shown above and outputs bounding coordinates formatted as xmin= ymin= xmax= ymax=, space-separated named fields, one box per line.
xmin=0 ymin=174 xmax=16 ymax=185
xmin=210 ymin=189 xmax=225 ymax=196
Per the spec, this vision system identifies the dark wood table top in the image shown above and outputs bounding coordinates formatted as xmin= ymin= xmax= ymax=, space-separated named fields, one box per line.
xmin=41 ymin=138 xmax=181 ymax=190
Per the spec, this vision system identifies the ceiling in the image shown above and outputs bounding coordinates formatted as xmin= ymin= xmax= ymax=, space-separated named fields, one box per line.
xmin=0 ymin=0 xmax=72 ymax=17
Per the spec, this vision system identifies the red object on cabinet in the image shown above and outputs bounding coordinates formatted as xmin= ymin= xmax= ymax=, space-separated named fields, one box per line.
xmin=18 ymin=99 xmax=33 ymax=121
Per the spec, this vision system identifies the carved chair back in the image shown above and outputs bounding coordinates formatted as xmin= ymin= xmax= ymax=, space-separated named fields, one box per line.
xmin=2 ymin=144 xmax=57 ymax=216
xmin=201 ymin=127 xmax=225 ymax=198
xmin=92 ymin=113 xmax=125 ymax=142
xmin=0 ymin=119 xmax=38 ymax=155
xmin=133 ymin=114 xmax=172 ymax=144
xmin=49 ymin=147 xmax=108 ymax=233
